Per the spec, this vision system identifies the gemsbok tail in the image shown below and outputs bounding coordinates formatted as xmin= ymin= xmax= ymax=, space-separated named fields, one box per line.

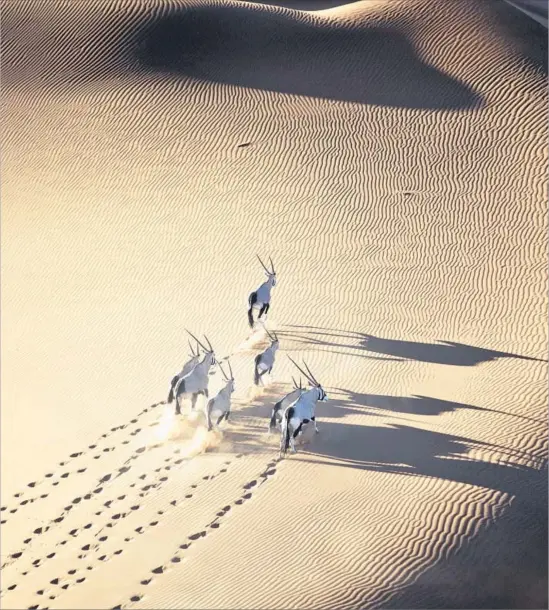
xmin=253 ymin=355 xmax=261 ymax=385
xmin=248 ymin=292 xmax=257 ymax=328
xmin=269 ymin=400 xmax=282 ymax=433
xmin=167 ymin=375 xmax=178 ymax=404
xmin=280 ymin=406 xmax=294 ymax=457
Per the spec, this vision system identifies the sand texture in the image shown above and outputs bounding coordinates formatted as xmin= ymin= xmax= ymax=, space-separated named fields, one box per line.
xmin=1 ymin=0 xmax=548 ymax=608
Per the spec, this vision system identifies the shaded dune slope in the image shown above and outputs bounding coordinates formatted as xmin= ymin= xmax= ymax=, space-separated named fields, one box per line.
xmin=134 ymin=4 xmax=484 ymax=110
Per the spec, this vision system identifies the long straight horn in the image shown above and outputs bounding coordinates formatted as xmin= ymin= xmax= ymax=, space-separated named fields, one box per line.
xmin=186 ymin=329 xmax=209 ymax=352
xmin=291 ymin=376 xmax=298 ymax=389
xmin=302 ymin=360 xmax=320 ymax=386
xmin=265 ymin=328 xmax=275 ymax=341
xmin=227 ymin=358 xmax=234 ymax=379
xmin=188 ymin=339 xmax=196 ymax=357
xmin=269 ymin=256 xmax=275 ymax=275
xmin=257 ymin=254 xmax=270 ymax=274
xmin=287 ymin=355 xmax=315 ymax=386
xmin=203 ymin=335 xmax=214 ymax=352
xmin=218 ymin=361 xmax=228 ymax=381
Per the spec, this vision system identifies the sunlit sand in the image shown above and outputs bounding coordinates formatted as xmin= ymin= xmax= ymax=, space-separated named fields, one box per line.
xmin=1 ymin=0 xmax=547 ymax=608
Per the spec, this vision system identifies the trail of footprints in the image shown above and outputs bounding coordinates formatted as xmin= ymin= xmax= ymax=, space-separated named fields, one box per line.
xmin=1 ymin=434 xmax=171 ymax=573
xmin=11 ymin=454 xmax=276 ymax=610
xmin=3 ymin=386 xmax=278 ymax=610
xmin=26 ymin=458 xmax=239 ymax=607
xmin=0 ymin=403 xmax=163 ymax=526
xmin=2 ymin=446 xmax=187 ymax=578
xmin=112 ymin=458 xmax=280 ymax=610
xmin=51 ymin=461 xmax=237 ymax=598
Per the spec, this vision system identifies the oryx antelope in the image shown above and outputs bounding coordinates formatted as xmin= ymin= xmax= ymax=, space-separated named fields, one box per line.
xmin=167 ymin=339 xmax=201 ymax=404
xmin=205 ymin=359 xmax=235 ymax=431
xmin=173 ymin=331 xmax=217 ymax=415
xmin=280 ymin=357 xmax=328 ymax=457
xmin=248 ymin=255 xmax=276 ymax=328
xmin=254 ymin=329 xmax=279 ymax=386
xmin=268 ymin=376 xmax=305 ymax=433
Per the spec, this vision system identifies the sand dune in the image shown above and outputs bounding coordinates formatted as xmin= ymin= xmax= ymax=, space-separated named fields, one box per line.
xmin=1 ymin=0 xmax=547 ymax=608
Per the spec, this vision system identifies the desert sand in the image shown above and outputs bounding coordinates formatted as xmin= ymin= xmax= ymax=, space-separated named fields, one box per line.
xmin=1 ymin=0 xmax=547 ymax=608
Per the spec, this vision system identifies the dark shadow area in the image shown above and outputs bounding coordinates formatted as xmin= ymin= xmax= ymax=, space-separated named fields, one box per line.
xmin=283 ymin=325 xmax=547 ymax=366
xmin=242 ymin=0 xmax=362 ymax=10
xmin=335 ymin=389 xmax=545 ymax=425
xmin=218 ymin=383 xmax=547 ymax=608
xmin=494 ymin=0 xmax=548 ymax=77
xmin=134 ymin=6 xmax=485 ymax=110
xmin=298 ymin=420 xmax=546 ymax=497
xmin=382 ymin=483 xmax=548 ymax=609
xmin=222 ymin=383 xmax=546 ymax=469
xmin=276 ymin=329 xmax=405 ymax=362
xmin=296 ymin=405 xmax=548 ymax=609
xmin=361 ymin=334 xmax=547 ymax=366
xmin=245 ymin=0 xmax=360 ymax=11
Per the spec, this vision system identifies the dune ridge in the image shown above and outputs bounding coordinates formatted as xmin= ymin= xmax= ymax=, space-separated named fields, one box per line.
xmin=2 ymin=0 xmax=547 ymax=608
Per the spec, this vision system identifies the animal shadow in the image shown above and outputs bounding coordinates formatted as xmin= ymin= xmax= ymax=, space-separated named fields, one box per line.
xmin=284 ymin=325 xmax=546 ymax=367
xmin=332 ymin=390 xmax=545 ymax=425
xmin=361 ymin=335 xmax=546 ymax=366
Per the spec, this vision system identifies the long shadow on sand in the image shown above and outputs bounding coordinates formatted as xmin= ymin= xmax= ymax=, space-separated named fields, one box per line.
xmin=298 ymin=419 xmax=544 ymax=492
xmin=283 ymin=325 xmax=547 ymax=366
xmin=300 ymin=416 xmax=547 ymax=608
xmin=225 ymin=384 xmax=547 ymax=608
xmin=231 ymin=384 xmax=546 ymax=467
xmin=334 ymin=389 xmax=545 ymax=425
xmin=298 ymin=421 xmax=548 ymax=609
xmin=135 ymin=6 xmax=484 ymax=110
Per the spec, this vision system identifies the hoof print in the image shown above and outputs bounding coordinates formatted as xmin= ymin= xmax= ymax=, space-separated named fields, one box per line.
xmin=188 ymin=531 xmax=205 ymax=541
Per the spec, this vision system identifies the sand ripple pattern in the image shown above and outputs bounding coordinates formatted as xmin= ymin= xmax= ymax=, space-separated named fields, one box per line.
xmin=2 ymin=0 xmax=547 ymax=608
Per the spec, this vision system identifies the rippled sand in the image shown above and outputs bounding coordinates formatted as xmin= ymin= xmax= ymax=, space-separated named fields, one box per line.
xmin=1 ymin=0 xmax=547 ymax=608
